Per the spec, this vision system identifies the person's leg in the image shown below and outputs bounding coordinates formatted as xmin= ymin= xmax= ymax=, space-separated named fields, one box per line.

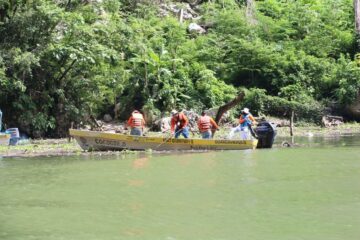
xmin=130 ymin=128 xmax=142 ymax=136
xmin=240 ymin=128 xmax=249 ymax=140
xmin=228 ymin=126 xmax=241 ymax=139
xmin=175 ymin=127 xmax=182 ymax=139
xmin=182 ymin=127 xmax=189 ymax=138
xmin=201 ymin=130 xmax=211 ymax=139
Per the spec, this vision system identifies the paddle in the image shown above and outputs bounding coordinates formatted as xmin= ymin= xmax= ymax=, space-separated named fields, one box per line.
xmin=155 ymin=128 xmax=182 ymax=150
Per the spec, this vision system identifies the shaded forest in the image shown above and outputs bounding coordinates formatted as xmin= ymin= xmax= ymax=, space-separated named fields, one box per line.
xmin=0 ymin=0 xmax=360 ymax=137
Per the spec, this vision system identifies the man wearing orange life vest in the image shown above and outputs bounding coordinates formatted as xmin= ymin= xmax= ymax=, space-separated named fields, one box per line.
xmin=127 ymin=110 xmax=146 ymax=136
xmin=197 ymin=110 xmax=219 ymax=139
xmin=170 ymin=110 xmax=189 ymax=139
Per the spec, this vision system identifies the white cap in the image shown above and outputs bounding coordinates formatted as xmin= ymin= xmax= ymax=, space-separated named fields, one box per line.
xmin=242 ymin=108 xmax=249 ymax=114
xmin=171 ymin=110 xmax=178 ymax=115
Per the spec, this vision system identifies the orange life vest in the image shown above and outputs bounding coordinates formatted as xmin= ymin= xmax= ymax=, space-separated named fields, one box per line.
xmin=131 ymin=113 xmax=144 ymax=127
xmin=198 ymin=116 xmax=211 ymax=132
xmin=173 ymin=113 xmax=188 ymax=128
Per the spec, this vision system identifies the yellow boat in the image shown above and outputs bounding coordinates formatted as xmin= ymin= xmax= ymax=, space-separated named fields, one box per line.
xmin=70 ymin=122 xmax=276 ymax=151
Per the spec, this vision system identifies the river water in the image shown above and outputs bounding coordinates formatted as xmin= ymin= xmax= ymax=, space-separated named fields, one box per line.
xmin=1 ymin=135 xmax=360 ymax=240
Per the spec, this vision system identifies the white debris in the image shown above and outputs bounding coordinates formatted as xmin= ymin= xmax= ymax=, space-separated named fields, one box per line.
xmin=188 ymin=22 xmax=206 ymax=34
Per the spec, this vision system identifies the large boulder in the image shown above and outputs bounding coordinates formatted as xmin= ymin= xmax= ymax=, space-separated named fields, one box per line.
xmin=321 ymin=115 xmax=344 ymax=127
xmin=188 ymin=23 xmax=206 ymax=34
xmin=103 ymin=114 xmax=113 ymax=122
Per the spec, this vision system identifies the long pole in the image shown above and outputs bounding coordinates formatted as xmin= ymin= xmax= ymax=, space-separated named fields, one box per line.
xmin=155 ymin=128 xmax=182 ymax=150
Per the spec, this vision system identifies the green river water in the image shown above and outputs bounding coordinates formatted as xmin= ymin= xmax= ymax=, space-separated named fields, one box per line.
xmin=1 ymin=136 xmax=360 ymax=240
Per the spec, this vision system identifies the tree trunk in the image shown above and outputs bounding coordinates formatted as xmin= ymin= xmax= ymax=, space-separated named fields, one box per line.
xmin=55 ymin=59 xmax=77 ymax=137
xmin=215 ymin=91 xmax=245 ymax=124
xmin=246 ymin=0 xmax=257 ymax=25
xmin=290 ymin=110 xmax=294 ymax=137
xmin=212 ymin=91 xmax=245 ymax=136
xmin=355 ymin=0 xmax=360 ymax=35
xmin=179 ymin=8 xmax=184 ymax=23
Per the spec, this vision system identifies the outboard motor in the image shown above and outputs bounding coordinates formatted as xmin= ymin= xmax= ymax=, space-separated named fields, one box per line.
xmin=255 ymin=121 xmax=277 ymax=148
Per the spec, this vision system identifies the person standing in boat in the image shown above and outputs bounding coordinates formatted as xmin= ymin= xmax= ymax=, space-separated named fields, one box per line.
xmin=170 ymin=110 xmax=189 ymax=139
xmin=197 ymin=110 xmax=219 ymax=139
xmin=127 ymin=110 xmax=146 ymax=136
xmin=229 ymin=107 xmax=257 ymax=140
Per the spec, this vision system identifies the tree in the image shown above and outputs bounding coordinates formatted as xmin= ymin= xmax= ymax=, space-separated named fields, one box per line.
xmin=355 ymin=0 xmax=360 ymax=35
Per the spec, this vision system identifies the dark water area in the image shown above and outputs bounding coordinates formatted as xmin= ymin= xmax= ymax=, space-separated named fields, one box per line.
xmin=1 ymin=135 xmax=360 ymax=240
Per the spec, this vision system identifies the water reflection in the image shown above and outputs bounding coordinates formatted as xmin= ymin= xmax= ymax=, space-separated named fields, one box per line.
xmin=1 ymin=136 xmax=360 ymax=240
xmin=132 ymin=157 xmax=150 ymax=169
xmin=128 ymin=179 xmax=144 ymax=187
xmin=276 ymin=133 xmax=360 ymax=148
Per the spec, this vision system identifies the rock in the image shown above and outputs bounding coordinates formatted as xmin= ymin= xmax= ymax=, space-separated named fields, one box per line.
xmin=259 ymin=117 xmax=290 ymax=127
xmin=103 ymin=114 xmax=113 ymax=122
xmin=321 ymin=115 xmax=344 ymax=127
xmin=160 ymin=117 xmax=171 ymax=133
xmin=188 ymin=23 xmax=206 ymax=34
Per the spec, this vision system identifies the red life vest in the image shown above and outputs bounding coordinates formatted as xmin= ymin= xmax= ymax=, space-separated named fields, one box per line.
xmin=199 ymin=116 xmax=211 ymax=132
xmin=131 ymin=113 xmax=144 ymax=127
xmin=173 ymin=113 xmax=188 ymax=128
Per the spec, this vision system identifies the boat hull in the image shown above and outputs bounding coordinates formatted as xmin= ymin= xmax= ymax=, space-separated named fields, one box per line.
xmin=69 ymin=129 xmax=258 ymax=151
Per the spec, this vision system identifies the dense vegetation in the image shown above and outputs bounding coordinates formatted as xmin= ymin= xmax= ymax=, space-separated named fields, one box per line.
xmin=0 ymin=0 xmax=359 ymax=137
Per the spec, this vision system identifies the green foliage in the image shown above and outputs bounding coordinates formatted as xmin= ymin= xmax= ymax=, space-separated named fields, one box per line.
xmin=333 ymin=56 xmax=360 ymax=104
xmin=0 ymin=0 xmax=359 ymax=137
xmin=242 ymin=87 xmax=323 ymax=123
xmin=195 ymin=69 xmax=236 ymax=107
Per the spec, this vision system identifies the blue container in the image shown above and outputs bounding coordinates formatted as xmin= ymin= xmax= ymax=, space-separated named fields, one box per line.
xmin=5 ymin=128 xmax=20 ymax=146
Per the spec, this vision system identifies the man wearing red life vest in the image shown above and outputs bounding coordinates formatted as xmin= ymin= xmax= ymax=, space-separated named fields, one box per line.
xmin=170 ymin=110 xmax=189 ymax=139
xmin=127 ymin=110 xmax=145 ymax=136
xmin=197 ymin=110 xmax=219 ymax=139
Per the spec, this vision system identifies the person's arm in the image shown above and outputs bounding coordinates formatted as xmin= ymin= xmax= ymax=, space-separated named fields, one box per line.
xmin=141 ymin=117 xmax=146 ymax=130
xmin=249 ymin=115 xmax=257 ymax=125
xmin=170 ymin=118 xmax=176 ymax=133
xmin=197 ymin=119 xmax=201 ymax=130
xmin=127 ymin=117 xmax=133 ymax=129
xmin=183 ymin=115 xmax=189 ymax=128
xmin=210 ymin=118 xmax=219 ymax=130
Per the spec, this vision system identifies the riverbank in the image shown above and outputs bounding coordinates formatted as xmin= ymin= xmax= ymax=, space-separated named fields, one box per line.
xmin=1 ymin=123 xmax=360 ymax=158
